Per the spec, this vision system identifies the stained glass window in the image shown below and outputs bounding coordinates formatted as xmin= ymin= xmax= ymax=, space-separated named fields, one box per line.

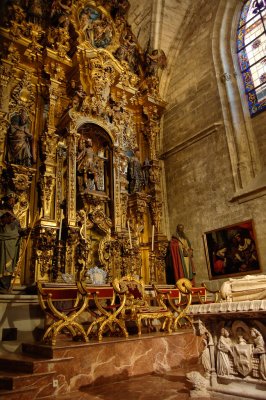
xmin=237 ymin=0 xmax=266 ymax=116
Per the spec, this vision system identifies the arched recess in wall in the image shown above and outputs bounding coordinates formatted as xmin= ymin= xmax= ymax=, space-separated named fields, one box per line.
xmin=212 ymin=0 xmax=266 ymax=203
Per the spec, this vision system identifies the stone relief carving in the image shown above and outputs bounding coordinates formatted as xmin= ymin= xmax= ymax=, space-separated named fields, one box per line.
xmin=217 ymin=327 xmax=233 ymax=376
xmin=198 ymin=320 xmax=213 ymax=377
xmin=251 ymin=327 xmax=266 ymax=380
xmin=195 ymin=319 xmax=266 ymax=382
xmin=189 ymin=318 xmax=266 ymax=400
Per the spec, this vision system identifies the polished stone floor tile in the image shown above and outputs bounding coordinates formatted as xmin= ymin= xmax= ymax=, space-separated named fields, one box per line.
xmin=54 ymin=367 xmax=214 ymax=400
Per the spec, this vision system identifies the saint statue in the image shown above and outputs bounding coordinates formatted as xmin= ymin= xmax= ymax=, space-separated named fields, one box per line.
xmin=0 ymin=193 xmax=29 ymax=292
xmin=76 ymin=138 xmax=99 ymax=192
xmin=127 ymin=149 xmax=144 ymax=194
xmin=165 ymin=224 xmax=195 ymax=284
xmin=7 ymin=109 xmax=33 ymax=167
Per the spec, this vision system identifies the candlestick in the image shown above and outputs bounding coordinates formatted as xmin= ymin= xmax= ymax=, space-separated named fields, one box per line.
xmin=151 ymin=224 xmax=154 ymax=252
xmin=127 ymin=220 xmax=132 ymax=249
xmin=58 ymin=209 xmax=63 ymax=241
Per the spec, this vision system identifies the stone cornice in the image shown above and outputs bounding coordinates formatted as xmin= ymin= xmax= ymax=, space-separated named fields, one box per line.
xmin=160 ymin=121 xmax=223 ymax=160
xmin=188 ymin=299 xmax=266 ymax=316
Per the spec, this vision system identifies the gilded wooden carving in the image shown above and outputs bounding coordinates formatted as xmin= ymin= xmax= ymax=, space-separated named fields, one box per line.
xmin=0 ymin=0 xmax=168 ymax=289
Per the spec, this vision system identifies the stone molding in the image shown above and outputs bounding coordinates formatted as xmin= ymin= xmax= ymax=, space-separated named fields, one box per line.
xmin=230 ymin=169 xmax=266 ymax=203
xmin=188 ymin=299 xmax=266 ymax=315
xmin=160 ymin=122 xmax=223 ymax=160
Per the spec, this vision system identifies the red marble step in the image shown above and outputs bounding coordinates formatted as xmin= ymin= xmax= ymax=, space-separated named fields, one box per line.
xmin=0 ymin=357 xmax=36 ymax=373
xmin=0 ymin=351 xmax=72 ymax=374
xmin=0 ymin=386 xmax=38 ymax=400
xmin=0 ymin=370 xmax=54 ymax=390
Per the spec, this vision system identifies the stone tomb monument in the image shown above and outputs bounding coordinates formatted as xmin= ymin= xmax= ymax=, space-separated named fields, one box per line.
xmin=187 ymin=274 xmax=266 ymax=399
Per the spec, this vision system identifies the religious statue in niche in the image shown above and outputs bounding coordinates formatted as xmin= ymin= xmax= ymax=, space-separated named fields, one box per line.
xmin=0 ymin=193 xmax=29 ymax=292
xmin=76 ymin=137 xmax=99 ymax=192
xmin=79 ymin=6 xmax=113 ymax=48
xmin=127 ymin=148 xmax=145 ymax=194
xmin=6 ymin=109 xmax=33 ymax=167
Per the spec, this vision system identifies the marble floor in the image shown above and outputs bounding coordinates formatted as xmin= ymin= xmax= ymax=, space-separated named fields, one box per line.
xmin=55 ymin=367 xmax=215 ymax=400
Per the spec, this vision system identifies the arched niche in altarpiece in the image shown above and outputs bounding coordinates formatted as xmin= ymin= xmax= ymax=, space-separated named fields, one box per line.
xmin=76 ymin=122 xmax=113 ymax=220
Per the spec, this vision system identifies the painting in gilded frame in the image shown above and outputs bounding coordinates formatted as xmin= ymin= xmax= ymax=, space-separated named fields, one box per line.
xmin=203 ymin=220 xmax=261 ymax=280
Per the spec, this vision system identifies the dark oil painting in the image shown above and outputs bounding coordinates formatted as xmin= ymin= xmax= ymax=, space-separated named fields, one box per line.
xmin=204 ymin=220 xmax=261 ymax=280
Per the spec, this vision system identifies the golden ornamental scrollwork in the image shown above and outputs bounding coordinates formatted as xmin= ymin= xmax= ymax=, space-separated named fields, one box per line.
xmin=128 ymin=192 xmax=149 ymax=238
xmin=13 ymin=192 xmax=29 ymax=229
xmin=56 ymin=143 xmax=67 ymax=222
xmin=0 ymin=64 xmax=13 ymax=96
xmin=48 ymin=25 xmax=71 ymax=59
xmin=3 ymin=164 xmax=35 ymax=195
xmin=120 ymin=110 xmax=137 ymax=150
xmin=32 ymin=228 xmax=57 ymax=278
xmin=0 ymin=114 xmax=9 ymax=163
xmin=24 ymin=23 xmax=43 ymax=61
xmin=118 ymin=68 xmax=140 ymax=88
xmin=9 ymin=72 xmax=36 ymax=114
xmin=120 ymin=192 xmax=128 ymax=230
xmin=148 ymin=162 xmax=161 ymax=187
xmin=12 ymin=173 xmax=32 ymax=192
xmin=154 ymin=240 xmax=169 ymax=283
xmin=98 ymin=235 xmax=111 ymax=275
xmin=44 ymin=62 xmax=66 ymax=82
xmin=89 ymin=204 xmax=112 ymax=234
xmin=66 ymin=227 xmax=86 ymax=276
xmin=149 ymin=198 xmax=163 ymax=232
xmin=3 ymin=3 xmax=27 ymax=40
xmin=40 ymin=130 xmax=58 ymax=159
xmin=40 ymin=175 xmax=56 ymax=218
xmin=77 ymin=209 xmax=93 ymax=243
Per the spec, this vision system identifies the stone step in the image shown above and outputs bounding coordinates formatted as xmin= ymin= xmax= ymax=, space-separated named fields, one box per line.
xmin=0 ymin=350 xmax=71 ymax=374
xmin=0 ymin=352 xmax=49 ymax=374
xmin=0 ymin=370 xmax=54 ymax=390
xmin=0 ymin=386 xmax=39 ymax=400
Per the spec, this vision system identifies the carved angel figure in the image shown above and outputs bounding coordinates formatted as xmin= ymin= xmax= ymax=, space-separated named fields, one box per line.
xmin=146 ymin=49 xmax=167 ymax=77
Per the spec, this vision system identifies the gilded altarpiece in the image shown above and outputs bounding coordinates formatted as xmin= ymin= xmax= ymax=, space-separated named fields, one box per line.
xmin=0 ymin=0 xmax=168 ymax=287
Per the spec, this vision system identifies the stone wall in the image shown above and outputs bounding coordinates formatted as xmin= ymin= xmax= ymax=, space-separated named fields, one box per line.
xmin=253 ymin=112 xmax=266 ymax=169
xmin=129 ymin=0 xmax=191 ymax=57
xmin=162 ymin=0 xmax=266 ymax=287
